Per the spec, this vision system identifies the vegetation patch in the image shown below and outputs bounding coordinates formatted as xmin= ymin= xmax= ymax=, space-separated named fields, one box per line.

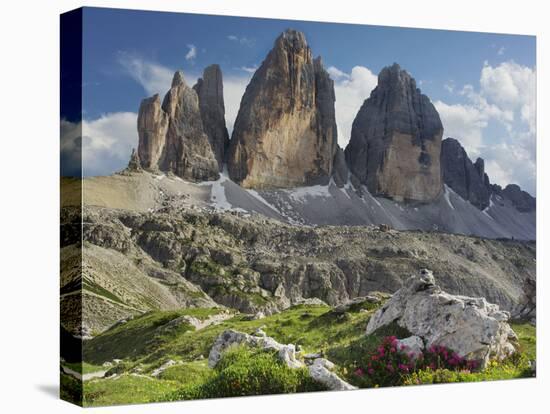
xmin=159 ymin=346 xmax=325 ymax=401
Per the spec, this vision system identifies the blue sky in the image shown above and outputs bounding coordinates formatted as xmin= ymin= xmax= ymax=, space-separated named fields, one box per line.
xmin=76 ymin=7 xmax=536 ymax=195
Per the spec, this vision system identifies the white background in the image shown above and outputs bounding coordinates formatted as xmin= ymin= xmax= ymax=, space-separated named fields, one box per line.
xmin=0 ymin=0 xmax=547 ymax=412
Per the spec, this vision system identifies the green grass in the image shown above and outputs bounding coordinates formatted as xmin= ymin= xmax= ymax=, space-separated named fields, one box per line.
xmin=80 ymin=303 xmax=536 ymax=405
xmin=83 ymin=375 xmax=181 ymax=407
xmin=511 ymin=322 xmax=536 ymax=360
xmin=159 ymin=346 xmax=325 ymax=401
xmin=83 ymin=308 xmax=224 ymax=364
xmin=63 ymin=361 xmax=105 ymax=375
xmin=158 ymin=360 xmax=213 ymax=384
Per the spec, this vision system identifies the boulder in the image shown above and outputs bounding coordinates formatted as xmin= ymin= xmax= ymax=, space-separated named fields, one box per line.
xmin=308 ymin=358 xmax=357 ymax=391
xmin=396 ymin=335 xmax=424 ymax=360
xmin=193 ymin=64 xmax=230 ymax=171
xmin=151 ymin=359 xmax=177 ymax=377
xmin=137 ymin=70 xmax=219 ymax=182
xmin=227 ymin=29 xmax=338 ymax=189
xmin=366 ymin=269 xmax=518 ymax=368
xmin=345 ymin=64 xmax=443 ymax=202
xmin=208 ymin=329 xmax=303 ymax=369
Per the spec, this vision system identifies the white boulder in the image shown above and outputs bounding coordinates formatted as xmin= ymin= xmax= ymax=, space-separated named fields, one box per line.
xmin=308 ymin=358 xmax=357 ymax=391
xmin=366 ymin=269 xmax=518 ymax=368
xmin=208 ymin=329 xmax=303 ymax=369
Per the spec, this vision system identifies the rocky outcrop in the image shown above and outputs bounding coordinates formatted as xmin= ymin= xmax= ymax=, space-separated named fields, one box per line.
xmin=332 ymin=146 xmax=348 ymax=187
xmin=193 ymin=64 xmax=230 ymax=171
xmin=208 ymin=329 xmax=304 ymax=369
xmin=441 ymin=138 xmax=491 ymax=209
xmin=511 ymin=275 xmax=536 ymax=324
xmin=308 ymin=358 xmax=357 ymax=391
xmin=492 ymin=184 xmax=536 ymax=213
xmin=227 ymin=29 xmax=338 ymax=189
xmin=208 ymin=329 xmax=355 ymax=390
xmin=137 ymin=71 xmax=219 ymax=181
xmin=126 ymin=148 xmax=142 ymax=172
xmin=345 ymin=63 xmax=443 ymax=202
xmin=137 ymin=94 xmax=168 ymax=170
xmin=366 ymin=269 xmax=518 ymax=368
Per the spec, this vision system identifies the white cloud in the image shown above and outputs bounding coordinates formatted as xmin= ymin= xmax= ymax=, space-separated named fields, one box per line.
xmin=327 ymin=66 xmax=349 ymax=81
xmin=185 ymin=44 xmax=197 ymax=61
xmin=227 ymin=35 xmax=255 ymax=47
xmin=331 ymin=65 xmax=378 ymax=147
xmin=484 ymin=143 xmax=536 ymax=194
xmin=117 ymin=52 xmax=173 ymax=96
xmin=479 ymin=61 xmax=536 ymax=134
xmin=444 ymin=81 xmax=455 ymax=93
xmin=434 ymin=100 xmax=488 ymax=157
xmin=436 ymin=61 xmax=536 ymax=195
xmin=223 ymin=75 xmax=252 ymax=135
xmin=81 ymin=112 xmax=138 ymax=177
xmin=497 ymin=46 xmax=506 ymax=56
xmin=239 ymin=65 xmax=258 ymax=74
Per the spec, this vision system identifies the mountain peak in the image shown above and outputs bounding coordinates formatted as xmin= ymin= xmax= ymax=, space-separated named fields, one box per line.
xmin=345 ymin=64 xmax=443 ymax=202
xmin=171 ymin=70 xmax=186 ymax=88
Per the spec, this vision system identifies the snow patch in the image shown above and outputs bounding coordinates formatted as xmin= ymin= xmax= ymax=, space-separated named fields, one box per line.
xmin=287 ymin=184 xmax=332 ymax=203
xmin=443 ymin=185 xmax=455 ymax=210
xmin=208 ymin=169 xmax=246 ymax=213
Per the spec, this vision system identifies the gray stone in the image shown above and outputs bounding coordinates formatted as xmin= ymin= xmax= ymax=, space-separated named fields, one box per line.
xmin=396 ymin=335 xmax=424 ymax=360
xmin=308 ymin=358 xmax=357 ymax=391
xmin=126 ymin=148 xmax=142 ymax=172
xmin=332 ymin=146 xmax=348 ymax=187
xmin=345 ymin=63 xmax=443 ymax=202
xmin=441 ymin=138 xmax=491 ymax=210
xmin=137 ymin=70 xmax=219 ymax=182
xmin=208 ymin=329 xmax=303 ymax=369
xmin=193 ymin=64 xmax=230 ymax=171
xmin=366 ymin=269 xmax=518 ymax=368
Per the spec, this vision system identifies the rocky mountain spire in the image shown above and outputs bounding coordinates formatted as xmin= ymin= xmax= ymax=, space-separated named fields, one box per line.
xmin=441 ymin=138 xmax=491 ymax=209
xmin=345 ymin=63 xmax=443 ymax=202
xmin=126 ymin=148 xmax=142 ymax=172
xmin=137 ymin=70 xmax=219 ymax=181
xmin=227 ymin=29 xmax=338 ymax=189
xmin=193 ymin=64 xmax=230 ymax=171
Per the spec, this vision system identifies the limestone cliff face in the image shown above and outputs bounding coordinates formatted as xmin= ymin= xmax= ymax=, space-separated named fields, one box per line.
xmin=137 ymin=94 xmax=168 ymax=170
xmin=193 ymin=64 xmax=230 ymax=171
xmin=345 ymin=64 xmax=443 ymax=202
xmin=137 ymin=71 xmax=219 ymax=181
xmin=227 ymin=29 xmax=338 ymax=189
xmin=441 ymin=138 xmax=491 ymax=210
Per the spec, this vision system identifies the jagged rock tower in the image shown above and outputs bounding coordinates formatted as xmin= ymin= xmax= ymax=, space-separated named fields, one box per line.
xmin=227 ymin=29 xmax=338 ymax=189
xmin=345 ymin=63 xmax=443 ymax=202
xmin=441 ymin=138 xmax=491 ymax=209
xmin=137 ymin=71 xmax=219 ymax=182
xmin=193 ymin=64 xmax=230 ymax=171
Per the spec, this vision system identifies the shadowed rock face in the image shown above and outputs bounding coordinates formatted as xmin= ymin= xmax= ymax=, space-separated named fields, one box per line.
xmin=137 ymin=71 xmax=219 ymax=182
xmin=345 ymin=64 xmax=443 ymax=202
xmin=193 ymin=65 xmax=230 ymax=171
xmin=441 ymin=138 xmax=491 ymax=210
xmin=227 ymin=29 xmax=338 ymax=189
xmin=492 ymin=183 xmax=536 ymax=213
